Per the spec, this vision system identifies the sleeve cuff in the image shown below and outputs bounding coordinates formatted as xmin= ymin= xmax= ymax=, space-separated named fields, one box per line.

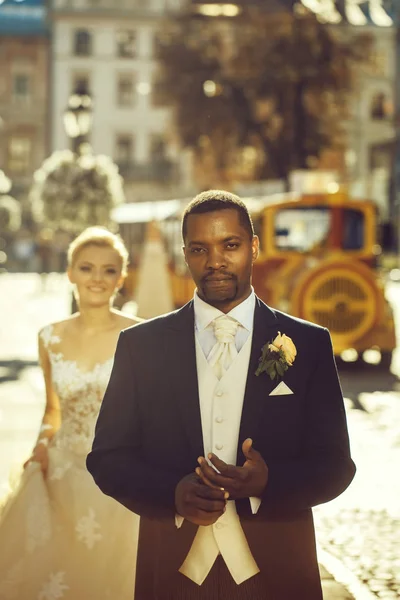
xmin=249 ymin=497 xmax=261 ymax=514
xmin=175 ymin=514 xmax=184 ymax=528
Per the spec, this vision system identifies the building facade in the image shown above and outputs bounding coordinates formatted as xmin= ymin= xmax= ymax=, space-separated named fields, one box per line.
xmin=296 ymin=1 xmax=396 ymax=219
xmin=50 ymin=0 xmax=193 ymax=202
xmin=345 ymin=23 xmax=396 ymax=220
xmin=0 ymin=0 xmax=49 ymax=202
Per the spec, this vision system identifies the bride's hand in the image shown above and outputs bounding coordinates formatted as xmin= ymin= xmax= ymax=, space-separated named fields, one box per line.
xmin=24 ymin=442 xmax=49 ymax=476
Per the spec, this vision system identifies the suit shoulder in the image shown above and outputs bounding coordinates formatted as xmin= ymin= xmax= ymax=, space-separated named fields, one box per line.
xmin=272 ymin=308 xmax=330 ymax=341
xmin=120 ymin=307 xmax=183 ymax=339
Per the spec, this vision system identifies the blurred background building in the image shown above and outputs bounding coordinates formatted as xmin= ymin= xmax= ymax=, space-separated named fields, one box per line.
xmin=0 ymin=0 xmax=49 ymax=207
xmin=0 ymin=0 xmax=398 ymax=259
xmin=49 ymin=0 xmax=191 ymax=203
xmin=338 ymin=1 xmax=396 ymax=222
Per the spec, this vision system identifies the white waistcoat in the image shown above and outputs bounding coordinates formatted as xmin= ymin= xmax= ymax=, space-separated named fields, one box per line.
xmin=179 ymin=334 xmax=260 ymax=585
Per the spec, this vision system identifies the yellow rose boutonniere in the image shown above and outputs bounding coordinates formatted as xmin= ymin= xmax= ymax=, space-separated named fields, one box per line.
xmin=255 ymin=332 xmax=297 ymax=381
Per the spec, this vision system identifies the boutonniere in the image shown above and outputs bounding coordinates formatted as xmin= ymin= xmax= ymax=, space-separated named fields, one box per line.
xmin=255 ymin=332 xmax=297 ymax=381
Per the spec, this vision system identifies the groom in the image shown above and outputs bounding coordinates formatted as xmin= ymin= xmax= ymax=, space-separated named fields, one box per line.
xmin=87 ymin=190 xmax=356 ymax=600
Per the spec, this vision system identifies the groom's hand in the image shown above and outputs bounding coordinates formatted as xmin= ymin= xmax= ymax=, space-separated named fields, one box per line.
xmin=175 ymin=473 xmax=228 ymax=526
xmin=196 ymin=438 xmax=268 ymax=500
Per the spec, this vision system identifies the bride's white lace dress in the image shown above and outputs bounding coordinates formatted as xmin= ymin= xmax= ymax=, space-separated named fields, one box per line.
xmin=0 ymin=325 xmax=139 ymax=600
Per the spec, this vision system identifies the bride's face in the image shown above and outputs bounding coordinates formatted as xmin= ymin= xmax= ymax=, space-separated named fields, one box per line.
xmin=68 ymin=244 xmax=124 ymax=307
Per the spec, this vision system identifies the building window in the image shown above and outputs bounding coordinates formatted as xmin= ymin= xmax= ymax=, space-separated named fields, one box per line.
xmin=152 ymin=72 xmax=169 ymax=107
xmin=117 ymin=30 xmax=137 ymax=58
xmin=116 ymin=135 xmax=133 ymax=165
xmin=150 ymin=134 xmax=167 ymax=160
xmin=369 ymin=49 xmax=389 ymax=77
xmin=74 ymin=30 xmax=92 ymax=56
xmin=7 ymin=136 xmax=31 ymax=173
xmin=370 ymin=93 xmax=393 ymax=120
xmin=72 ymin=74 xmax=90 ymax=94
xmin=117 ymin=75 xmax=135 ymax=107
xmin=12 ymin=74 xmax=31 ymax=103
xmin=153 ymin=31 xmax=164 ymax=59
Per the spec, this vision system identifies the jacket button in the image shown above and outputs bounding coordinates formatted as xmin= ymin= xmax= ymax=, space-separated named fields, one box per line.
xmin=216 ymin=390 xmax=223 ymax=397
xmin=215 ymin=416 xmax=223 ymax=424
xmin=215 ymin=443 xmax=223 ymax=451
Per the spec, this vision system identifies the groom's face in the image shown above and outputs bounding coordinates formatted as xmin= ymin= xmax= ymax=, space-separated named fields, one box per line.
xmin=183 ymin=208 xmax=259 ymax=312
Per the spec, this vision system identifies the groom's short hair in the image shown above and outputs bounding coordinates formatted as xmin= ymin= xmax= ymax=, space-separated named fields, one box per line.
xmin=182 ymin=190 xmax=254 ymax=241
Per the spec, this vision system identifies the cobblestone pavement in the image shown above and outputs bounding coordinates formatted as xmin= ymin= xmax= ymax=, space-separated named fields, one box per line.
xmin=316 ymin=507 xmax=400 ymax=599
xmin=314 ymin=387 xmax=400 ymax=600
xmin=312 ymin=282 xmax=400 ymax=600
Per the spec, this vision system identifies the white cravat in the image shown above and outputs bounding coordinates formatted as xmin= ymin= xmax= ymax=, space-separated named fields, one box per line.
xmin=208 ymin=316 xmax=239 ymax=379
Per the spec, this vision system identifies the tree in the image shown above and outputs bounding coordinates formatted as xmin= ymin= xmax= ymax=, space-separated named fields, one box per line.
xmin=30 ymin=149 xmax=125 ymax=234
xmin=157 ymin=7 xmax=372 ymax=187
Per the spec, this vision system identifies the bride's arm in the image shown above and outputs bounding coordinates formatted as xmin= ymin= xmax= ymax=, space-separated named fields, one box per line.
xmin=24 ymin=334 xmax=62 ymax=474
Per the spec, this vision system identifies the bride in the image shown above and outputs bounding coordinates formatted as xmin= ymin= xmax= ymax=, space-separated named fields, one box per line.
xmin=0 ymin=227 xmax=140 ymax=599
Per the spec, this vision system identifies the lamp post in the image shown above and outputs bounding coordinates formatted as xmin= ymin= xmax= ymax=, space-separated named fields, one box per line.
xmin=63 ymin=86 xmax=93 ymax=155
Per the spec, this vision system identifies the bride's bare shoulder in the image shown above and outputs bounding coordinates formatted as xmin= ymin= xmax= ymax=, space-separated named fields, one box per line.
xmin=39 ymin=315 xmax=80 ymax=339
xmin=112 ymin=310 xmax=143 ymax=332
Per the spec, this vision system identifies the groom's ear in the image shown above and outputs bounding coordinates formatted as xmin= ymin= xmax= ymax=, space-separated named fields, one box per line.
xmin=251 ymin=236 xmax=259 ymax=262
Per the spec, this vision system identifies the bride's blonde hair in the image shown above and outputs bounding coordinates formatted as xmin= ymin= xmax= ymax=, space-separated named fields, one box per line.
xmin=67 ymin=227 xmax=129 ymax=277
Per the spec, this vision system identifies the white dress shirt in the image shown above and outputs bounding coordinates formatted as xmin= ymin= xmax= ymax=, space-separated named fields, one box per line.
xmin=176 ymin=287 xmax=261 ymax=530
xmin=193 ymin=288 xmax=261 ymax=515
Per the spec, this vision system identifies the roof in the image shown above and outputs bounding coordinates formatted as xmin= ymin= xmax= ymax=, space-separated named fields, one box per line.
xmin=0 ymin=0 xmax=48 ymax=36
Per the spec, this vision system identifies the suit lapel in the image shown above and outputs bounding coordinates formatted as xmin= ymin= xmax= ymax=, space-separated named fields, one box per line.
xmin=165 ymin=302 xmax=204 ymax=461
xmin=237 ymin=297 xmax=281 ymax=463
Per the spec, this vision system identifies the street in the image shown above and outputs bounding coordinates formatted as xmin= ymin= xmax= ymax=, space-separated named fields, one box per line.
xmin=0 ymin=273 xmax=399 ymax=599
xmin=315 ymin=281 xmax=400 ymax=600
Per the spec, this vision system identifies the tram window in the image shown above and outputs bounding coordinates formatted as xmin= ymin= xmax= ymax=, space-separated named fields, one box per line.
xmin=343 ymin=209 xmax=364 ymax=250
xmin=274 ymin=208 xmax=330 ymax=252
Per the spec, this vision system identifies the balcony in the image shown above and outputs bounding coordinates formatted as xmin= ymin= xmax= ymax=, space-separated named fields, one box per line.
xmin=117 ymin=160 xmax=179 ymax=183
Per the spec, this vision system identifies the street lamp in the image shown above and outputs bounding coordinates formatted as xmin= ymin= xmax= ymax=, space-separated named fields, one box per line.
xmin=203 ymin=80 xmax=223 ymax=97
xmin=63 ymin=86 xmax=93 ymax=155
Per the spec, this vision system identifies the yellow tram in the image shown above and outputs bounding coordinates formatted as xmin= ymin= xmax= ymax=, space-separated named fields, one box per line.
xmin=116 ymin=190 xmax=396 ymax=369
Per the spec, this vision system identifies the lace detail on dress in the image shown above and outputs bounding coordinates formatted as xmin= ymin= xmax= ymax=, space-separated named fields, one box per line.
xmin=40 ymin=324 xmax=114 ymax=456
xmin=40 ymin=325 xmax=61 ymax=349
xmin=38 ymin=572 xmax=69 ymax=600
xmin=49 ymin=461 xmax=73 ymax=482
xmin=75 ymin=508 xmax=103 ymax=550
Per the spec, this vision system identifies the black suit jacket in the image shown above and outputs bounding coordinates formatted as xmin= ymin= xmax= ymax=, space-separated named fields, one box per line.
xmin=87 ymin=298 xmax=356 ymax=600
